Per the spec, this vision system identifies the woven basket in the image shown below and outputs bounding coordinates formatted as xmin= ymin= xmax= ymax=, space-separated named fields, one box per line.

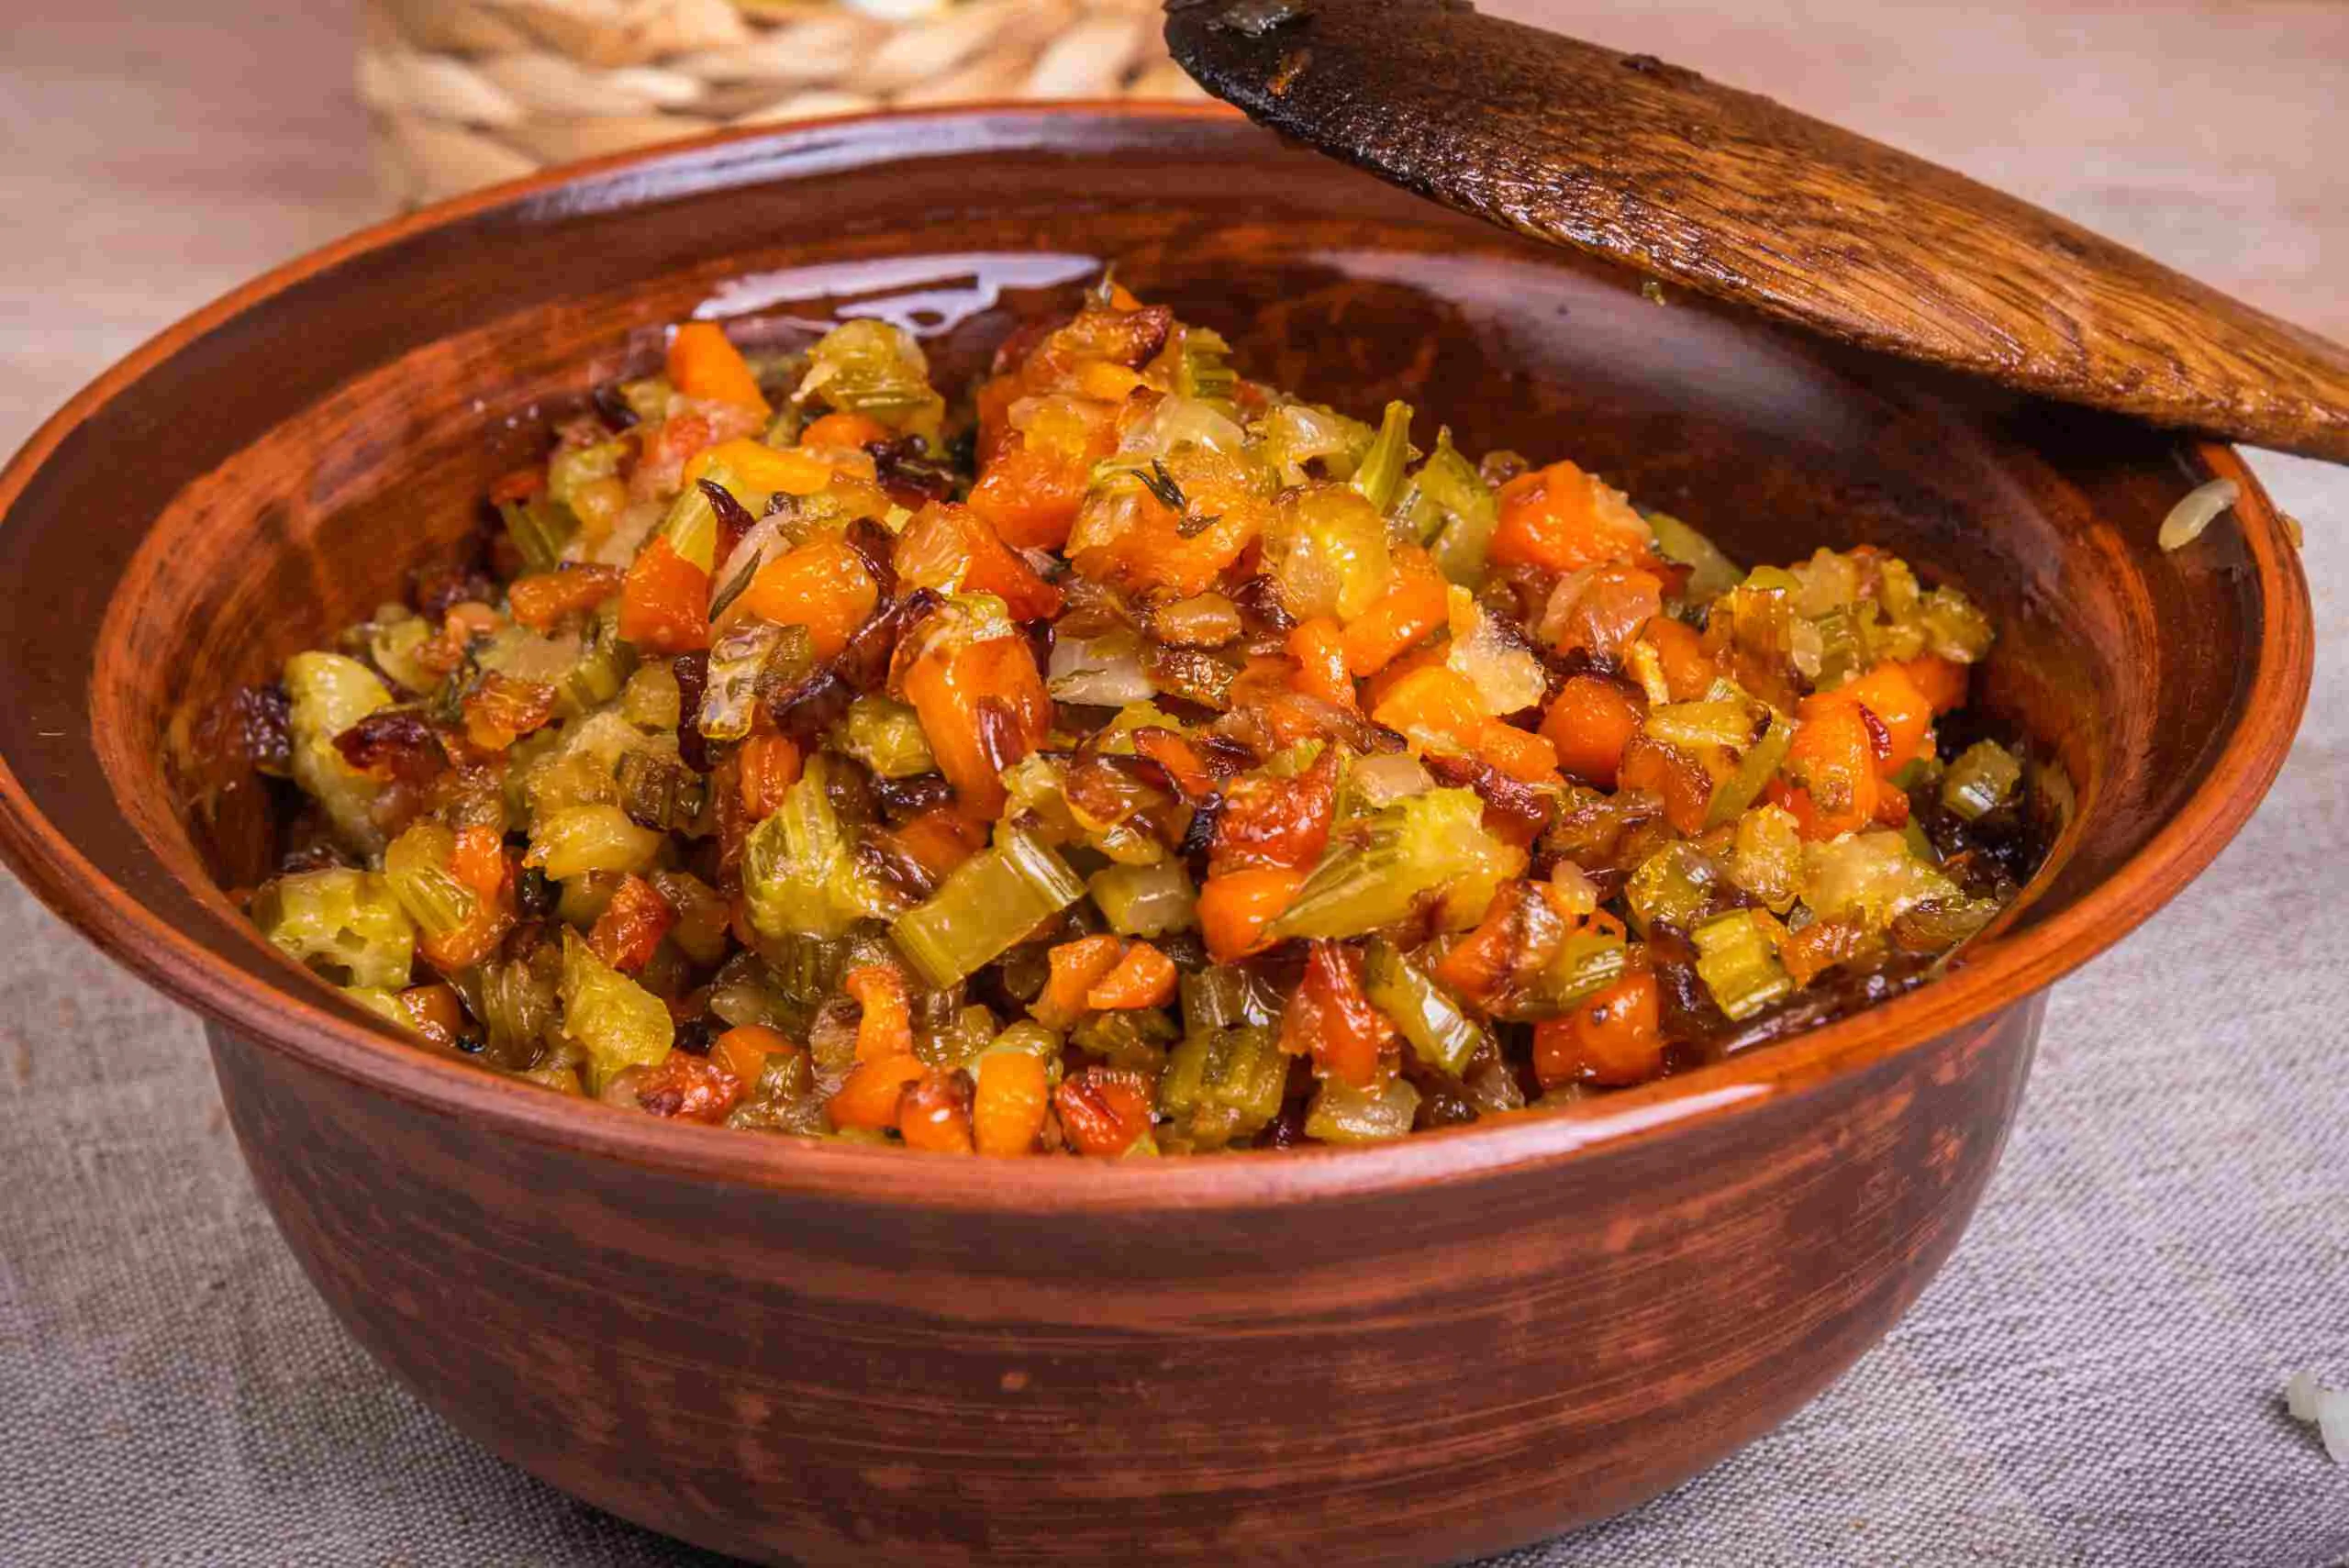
xmin=362 ymin=0 xmax=1204 ymax=207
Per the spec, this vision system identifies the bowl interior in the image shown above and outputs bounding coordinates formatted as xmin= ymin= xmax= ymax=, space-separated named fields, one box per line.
xmin=0 ymin=106 xmax=2300 ymax=1163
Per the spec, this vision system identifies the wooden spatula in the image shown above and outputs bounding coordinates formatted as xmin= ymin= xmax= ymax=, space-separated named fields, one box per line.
xmin=1165 ymin=0 xmax=2349 ymax=463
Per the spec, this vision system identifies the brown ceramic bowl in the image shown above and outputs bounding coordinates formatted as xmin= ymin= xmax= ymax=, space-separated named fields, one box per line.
xmin=0 ymin=106 xmax=2311 ymax=1566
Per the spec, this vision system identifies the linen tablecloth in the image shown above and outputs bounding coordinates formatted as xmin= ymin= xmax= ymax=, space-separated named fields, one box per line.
xmin=2 ymin=3 xmax=2343 ymax=1562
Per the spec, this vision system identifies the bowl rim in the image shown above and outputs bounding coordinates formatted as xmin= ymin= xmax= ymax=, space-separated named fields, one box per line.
xmin=0 ymin=102 xmax=2316 ymax=1212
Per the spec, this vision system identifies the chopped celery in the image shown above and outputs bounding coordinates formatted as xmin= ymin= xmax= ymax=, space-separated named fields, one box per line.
xmin=1071 ymin=1007 xmax=1178 ymax=1073
xmin=1625 ymin=841 xmax=1720 ymax=934
xmin=382 ymin=821 xmax=478 ymax=937
xmin=284 ymin=651 xmax=396 ymax=855
xmin=1159 ymin=1024 xmax=1286 ymax=1150
xmin=795 ymin=319 xmax=944 ymax=439
xmin=1704 ymin=712 xmax=1795 ymax=829
xmin=1809 ymin=605 xmax=1863 ymax=687
xmin=1264 ymin=484 xmax=1394 ymax=622
xmin=1088 ymin=860 xmax=1197 ymax=938
xmin=558 ymin=929 xmax=673 ymax=1093
xmin=251 ymin=867 xmax=417 ymax=990
xmin=833 ymin=695 xmax=936 ymax=780
xmin=741 ymin=756 xmax=901 ymax=942
xmin=1174 ymin=326 xmax=1238 ymax=406
xmin=527 ymin=804 xmax=663 ymax=881
xmin=1942 ymin=740 xmax=2022 ymax=820
xmin=1348 ymin=400 xmax=1417 ymax=516
xmin=889 ymin=828 xmax=1086 ymax=987
xmin=1304 ymin=1075 xmax=1420 ymax=1143
xmin=1530 ymin=925 xmax=1629 ymax=1015
xmin=475 ymin=944 xmax=562 ymax=1061
xmin=1646 ymin=699 xmax=1760 ymax=751
xmin=369 ymin=614 xmax=443 ymax=697
xmin=1730 ymin=803 xmax=1805 ymax=913
xmin=1692 ymin=909 xmax=1794 ymax=1021
xmin=557 ymin=603 xmax=636 ymax=717
xmin=707 ymin=950 xmax=797 ymax=1031
xmin=917 ymin=1004 xmax=1003 ymax=1071
xmin=1647 ymin=511 xmax=1743 ymax=600
xmin=1179 ymin=966 xmax=1279 ymax=1031
xmin=1364 ymin=940 xmax=1484 ymax=1075
xmin=1802 ymin=830 xmax=1964 ymax=931
xmin=699 ymin=617 xmax=815 ymax=745
xmin=501 ymin=495 xmax=577 ymax=573
xmin=615 ymin=750 xmax=703 ymax=831
xmin=618 ymin=662 xmax=683 ymax=731
xmin=981 ymin=1019 xmax=1065 ymax=1071
xmin=1400 ymin=428 xmax=1497 ymax=584
xmin=548 ymin=439 xmax=626 ymax=512
xmin=1273 ymin=788 xmax=1518 ymax=940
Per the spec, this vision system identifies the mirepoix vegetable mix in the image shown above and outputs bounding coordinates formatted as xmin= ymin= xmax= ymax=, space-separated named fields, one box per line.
xmin=234 ymin=275 xmax=2045 ymax=1156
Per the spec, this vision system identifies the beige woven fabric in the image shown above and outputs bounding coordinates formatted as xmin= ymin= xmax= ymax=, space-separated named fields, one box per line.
xmin=4 ymin=1 xmax=2346 ymax=1561
xmin=3 ymin=472 xmax=2343 ymax=1568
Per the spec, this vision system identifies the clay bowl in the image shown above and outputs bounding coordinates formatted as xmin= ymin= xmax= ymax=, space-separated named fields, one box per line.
xmin=0 ymin=105 xmax=2310 ymax=1566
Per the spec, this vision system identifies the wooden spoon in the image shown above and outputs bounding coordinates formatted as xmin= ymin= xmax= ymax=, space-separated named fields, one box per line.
xmin=1165 ymin=0 xmax=2349 ymax=463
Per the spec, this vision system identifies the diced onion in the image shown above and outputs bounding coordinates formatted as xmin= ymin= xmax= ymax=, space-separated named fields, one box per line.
xmin=2285 ymin=1371 xmax=2348 ymax=1464
xmin=1047 ymin=632 xmax=1156 ymax=706
xmin=2158 ymin=478 xmax=2239 ymax=552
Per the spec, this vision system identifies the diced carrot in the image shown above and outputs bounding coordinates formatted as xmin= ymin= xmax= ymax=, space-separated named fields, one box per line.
xmin=1341 ymin=545 xmax=1448 ymax=676
xmin=1077 ymin=361 xmax=1147 ymax=402
xmin=827 ymin=1053 xmax=926 ymax=1131
xmin=1541 ymin=674 xmax=1644 ymax=788
xmin=898 ymin=1069 xmax=975 ymax=1154
xmin=1053 ymin=1065 xmax=1156 ymax=1157
xmin=1618 ymin=733 xmax=1718 ymax=836
xmin=887 ymin=806 xmax=986 ymax=879
xmin=929 ymin=502 xmax=1063 ymax=621
xmin=396 ymin=983 xmax=467 ymax=1049
xmin=1770 ymin=703 xmax=1882 ymax=840
xmin=1197 ymin=866 xmax=1306 ymax=963
xmin=1491 ymin=460 xmax=1653 ymax=573
xmin=973 ymin=1051 xmax=1050 ymax=1158
xmin=1642 ymin=614 xmax=1716 ymax=701
xmin=711 ymin=1024 xmax=793 ymax=1085
xmin=902 ymin=634 xmax=1051 ymax=817
xmin=1038 ymin=935 xmax=1126 ymax=1028
xmin=800 ymin=410 xmax=887 ymax=449
xmin=1130 ymin=728 xmax=1216 ymax=801
xmin=1359 ymin=639 xmax=1449 ymax=715
xmin=618 ymin=536 xmax=711 ymax=654
xmin=1106 ymin=283 xmax=1144 ymax=311
xmin=1531 ymin=966 xmax=1664 ymax=1088
xmin=1431 ymin=882 xmax=1544 ymax=1008
xmin=419 ymin=827 xmax=514 ymax=972
xmin=1901 ymin=653 xmax=1969 ymax=715
xmin=587 ymin=874 xmax=676 ymax=973
xmin=1812 ymin=661 xmax=1933 ymax=772
xmin=1070 ymin=489 xmax=1263 ymax=601
xmin=1210 ymin=746 xmax=1339 ymax=874
xmin=1286 ymin=617 xmax=1357 ymax=712
xmin=721 ymin=535 xmax=877 ymax=658
xmin=737 ymin=733 xmax=803 ymax=820
xmin=1369 ymin=663 xmax=1488 ymax=751
xmin=1474 ymin=720 xmax=1560 ymax=784
xmin=967 ymin=395 xmax=1117 ymax=550
xmin=1085 ymin=941 xmax=1178 ymax=1011
xmin=507 ymin=564 xmax=625 ymax=630
xmin=685 ymin=437 xmax=836 ymax=503
xmin=843 ymin=965 xmax=913 ymax=1062
xmin=1278 ymin=940 xmax=1394 ymax=1089
xmin=666 ymin=321 xmax=771 ymax=416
